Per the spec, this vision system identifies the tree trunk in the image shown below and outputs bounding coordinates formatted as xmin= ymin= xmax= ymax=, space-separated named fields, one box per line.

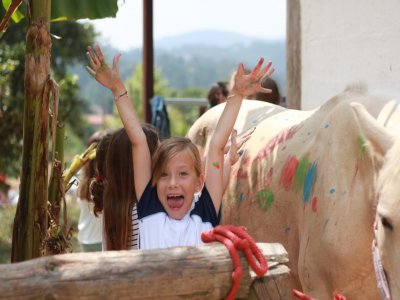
xmin=48 ymin=124 xmax=65 ymax=222
xmin=11 ymin=0 xmax=52 ymax=262
xmin=0 ymin=243 xmax=290 ymax=299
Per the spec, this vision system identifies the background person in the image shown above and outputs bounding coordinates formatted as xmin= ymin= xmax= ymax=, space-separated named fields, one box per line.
xmin=77 ymin=131 xmax=107 ymax=252
xmin=250 ymin=77 xmax=281 ymax=105
xmin=199 ymin=81 xmax=229 ymax=116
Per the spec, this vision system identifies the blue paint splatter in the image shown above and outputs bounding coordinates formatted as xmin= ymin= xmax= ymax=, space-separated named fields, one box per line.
xmin=239 ymin=193 xmax=244 ymax=202
xmin=303 ymin=162 xmax=318 ymax=203
xmin=329 ymin=188 xmax=336 ymax=195
xmin=324 ymin=123 xmax=330 ymax=128
xmin=307 ymin=132 xmax=311 ymax=135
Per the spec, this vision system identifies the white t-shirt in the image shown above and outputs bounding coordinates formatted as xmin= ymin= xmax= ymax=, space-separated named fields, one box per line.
xmin=77 ymin=198 xmax=103 ymax=244
xmin=137 ymin=182 xmax=220 ymax=250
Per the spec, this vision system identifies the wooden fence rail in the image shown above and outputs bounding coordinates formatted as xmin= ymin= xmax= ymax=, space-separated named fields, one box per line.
xmin=0 ymin=243 xmax=291 ymax=299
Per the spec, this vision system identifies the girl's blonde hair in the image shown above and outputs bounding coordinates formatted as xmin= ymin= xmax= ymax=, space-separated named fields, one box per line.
xmin=151 ymin=137 xmax=202 ymax=186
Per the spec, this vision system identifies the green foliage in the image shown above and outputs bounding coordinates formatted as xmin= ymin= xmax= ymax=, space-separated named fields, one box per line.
xmin=2 ymin=0 xmax=24 ymax=23
xmin=115 ymin=64 xmax=207 ymax=137
xmin=58 ymin=74 xmax=91 ymax=138
xmin=0 ymin=201 xmax=82 ymax=263
xmin=63 ymin=124 xmax=86 ymax=164
xmin=124 ymin=63 xmax=173 ymax=118
xmin=51 ymin=21 xmax=97 ymax=78
xmin=74 ymin=39 xmax=285 ymax=116
xmin=0 ymin=21 xmax=97 ymax=177
xmin=1 ymin=0 xmax=118 ymax=23
xmin=169 ymin=87 xmax=207 ymax=136
xmin=51 ymin=0 xmax=118 ymax=21
xmin=0 ymin=205 xmax=16 ymax=263
xmin=0 ymin=43 xmax=25 ymax=176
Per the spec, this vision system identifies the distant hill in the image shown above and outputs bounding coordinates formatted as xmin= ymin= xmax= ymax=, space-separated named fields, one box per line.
xmin=155 ymin=30 xmax=262 ymax=49
xmin=71 ymin=30 xmax=286 ymax=114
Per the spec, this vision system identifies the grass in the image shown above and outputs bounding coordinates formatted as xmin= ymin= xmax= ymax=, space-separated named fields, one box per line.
xmin=0 ymin=205 xmax=16 ymax=263
xmin=0 ymin=198 xmax=82 ymax=264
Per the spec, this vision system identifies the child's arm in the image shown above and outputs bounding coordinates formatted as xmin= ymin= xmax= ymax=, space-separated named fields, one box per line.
xmin=86 ymin=45 xmax=151 ymax=200
xmin=205 ymin=59 xmax=274 ymax=213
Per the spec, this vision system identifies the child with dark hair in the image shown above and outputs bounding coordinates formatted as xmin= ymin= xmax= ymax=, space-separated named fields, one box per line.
xmin=207 ymin=81 xmax=229 ymax=108
xmin=251 ymin=77 xmax=281 ymax=105
xmin=90 ymin=126 xmax=159 ymax=250
xmin=77 ymin=131 xmax=107 ymax=252
xmin=90 ymin=132 xmax=112 ymax=218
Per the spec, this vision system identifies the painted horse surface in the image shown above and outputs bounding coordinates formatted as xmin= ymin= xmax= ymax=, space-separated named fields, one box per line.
xmin=187 ymin=90 xmax=400 ymax=299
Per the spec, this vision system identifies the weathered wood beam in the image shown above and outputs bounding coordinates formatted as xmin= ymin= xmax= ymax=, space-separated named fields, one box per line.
xmin=0 ymin=243 xmax=289 ymax=299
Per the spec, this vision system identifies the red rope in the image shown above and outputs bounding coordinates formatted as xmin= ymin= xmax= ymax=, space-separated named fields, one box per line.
xmin=293 ymin=289 xmax=315 ymax=300
xmin=201 ymin=225 xmax=268 ymax=300
xmin=293 ymin=289 xmax=346 ymax=300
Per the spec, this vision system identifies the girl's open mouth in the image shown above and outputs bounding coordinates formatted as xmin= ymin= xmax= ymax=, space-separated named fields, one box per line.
xmin=167 ymin=195 xmax=184 ymax=209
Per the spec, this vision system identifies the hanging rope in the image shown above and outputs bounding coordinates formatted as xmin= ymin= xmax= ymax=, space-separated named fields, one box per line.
xmin=201 ymin=225 xmax=268 ymax=300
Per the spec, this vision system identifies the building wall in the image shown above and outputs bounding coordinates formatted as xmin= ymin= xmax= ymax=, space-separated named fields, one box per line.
xmin=297 ymin=0 xmax=400 ymax=109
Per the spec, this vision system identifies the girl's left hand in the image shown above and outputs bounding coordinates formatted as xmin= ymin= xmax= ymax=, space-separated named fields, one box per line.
xmin=231 ymin=58 xmax=275 ymax=98
xmin=86 ymin=45 xmax=122 ymax=93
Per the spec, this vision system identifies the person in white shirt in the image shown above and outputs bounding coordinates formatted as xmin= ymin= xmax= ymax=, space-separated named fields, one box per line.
xmin=77 ymin=131 xmax=107 ymax=252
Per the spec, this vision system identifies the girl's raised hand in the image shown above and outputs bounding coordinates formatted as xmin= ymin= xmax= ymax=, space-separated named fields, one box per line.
xmin=86 ymin=45 xmax=122 ymax=93
xmin=231 ymin=58 xmax=275 ymax=98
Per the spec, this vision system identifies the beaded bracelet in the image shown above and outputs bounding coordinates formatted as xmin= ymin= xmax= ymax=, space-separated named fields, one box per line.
xmin=114 ymin=90 xmax=128 ymax=102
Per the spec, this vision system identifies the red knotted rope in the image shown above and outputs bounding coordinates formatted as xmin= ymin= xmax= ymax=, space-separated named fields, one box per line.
xmin=201 ymin=225 xmax=268 ymax=300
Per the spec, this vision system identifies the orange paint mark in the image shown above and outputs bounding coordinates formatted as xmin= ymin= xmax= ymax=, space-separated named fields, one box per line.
xmin=311 ymin=197 xmax=317 ymax=212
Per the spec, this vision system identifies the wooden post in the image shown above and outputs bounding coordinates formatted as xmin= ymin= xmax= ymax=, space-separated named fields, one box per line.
xmin=286 ymin=0 xmax=302 ymax=110
xmin=142 ymin=0 xmax=153 ymax=123
xmin=0 ymin=243 xmax=290 ymax=299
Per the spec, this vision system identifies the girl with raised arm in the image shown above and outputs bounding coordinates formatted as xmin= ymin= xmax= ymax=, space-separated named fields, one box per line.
xmin=87 ymin=45 xmax=274 ymax=249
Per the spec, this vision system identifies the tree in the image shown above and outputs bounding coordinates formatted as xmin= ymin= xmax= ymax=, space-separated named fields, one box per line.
xmin=0 ymin=20 xmax=96 ymax=177
xmin=1 ymin=0 xmax=118 ymax=262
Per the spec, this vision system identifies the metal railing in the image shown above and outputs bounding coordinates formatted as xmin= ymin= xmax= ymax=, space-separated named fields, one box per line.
xmin=164 ymin=98 xmax=208 ymax=106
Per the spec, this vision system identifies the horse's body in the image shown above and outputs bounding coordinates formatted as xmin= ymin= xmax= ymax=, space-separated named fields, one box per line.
xmin=188 ymin=90 xmax=400 ymax=298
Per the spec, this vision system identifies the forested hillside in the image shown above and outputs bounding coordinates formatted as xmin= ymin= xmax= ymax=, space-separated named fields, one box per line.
xmin=72 ymin=30 xmax=285 ymax=114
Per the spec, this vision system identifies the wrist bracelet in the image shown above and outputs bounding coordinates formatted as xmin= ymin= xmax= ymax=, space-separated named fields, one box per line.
xmin=227 ymin=93 xmax=244 ymax=99
xmin=114 ymin=90 xmax=128 ymax=102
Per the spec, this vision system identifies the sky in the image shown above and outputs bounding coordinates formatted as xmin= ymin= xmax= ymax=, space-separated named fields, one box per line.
xmin=83 ymin=0 xmax=286 ymax=51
